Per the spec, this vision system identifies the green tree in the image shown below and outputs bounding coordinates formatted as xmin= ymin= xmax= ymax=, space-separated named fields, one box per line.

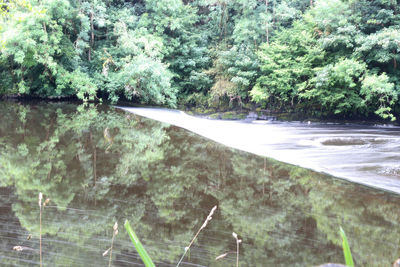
xmin=0 ymin=0 xmax=97 ymax=100
xmin=251 ymin=21 xmax=324 ymax=110
xmin=361 ymin=72 xmax=398 ymax=121
xmin=300 ymin=58 xmax=367 ymax=117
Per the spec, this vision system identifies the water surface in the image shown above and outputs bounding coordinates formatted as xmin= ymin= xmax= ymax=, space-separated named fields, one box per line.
xmin=120 ymin=107 xmax=400 ymax=194
xmin=1 ymin=101 xmax=400 ymax=266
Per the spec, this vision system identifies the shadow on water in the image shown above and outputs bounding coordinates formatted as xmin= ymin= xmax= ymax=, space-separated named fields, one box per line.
xmin=0 ymin=101 xmax=400 ymax=266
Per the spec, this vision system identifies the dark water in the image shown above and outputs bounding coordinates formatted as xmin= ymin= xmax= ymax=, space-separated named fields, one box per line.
xmin=1 ymin=101 xmax=400 ymax=267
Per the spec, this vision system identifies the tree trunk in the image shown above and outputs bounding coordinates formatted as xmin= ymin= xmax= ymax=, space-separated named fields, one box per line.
xmin=219 ymin=1 xmax=227 ymax=40
xmin=89 ymin=11 xmax=94 ymax=61
xmin=273 ymin=0 xmax=276 ymax=26
xmin=265 ymin=0 xmax=269 ymax=45
xmin=90 ymin=132 xmax=97 ymax=186
xmin=90 ymin=11 xmax=94 ymax=47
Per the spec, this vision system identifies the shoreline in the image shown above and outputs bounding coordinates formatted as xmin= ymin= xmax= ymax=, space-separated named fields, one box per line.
xmin=1 ymin=96 xmax=398 ymax=127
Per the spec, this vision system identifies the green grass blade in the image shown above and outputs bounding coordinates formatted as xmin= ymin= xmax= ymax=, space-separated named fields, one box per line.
xmin=340 ymin=227 xmax=354 ymax=267
xmin=124 ymin=220 xmax=155 ymax=267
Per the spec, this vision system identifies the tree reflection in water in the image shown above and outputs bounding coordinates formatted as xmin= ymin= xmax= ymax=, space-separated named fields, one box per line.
xmin=0 ymin=101 xmax=399 ymax=266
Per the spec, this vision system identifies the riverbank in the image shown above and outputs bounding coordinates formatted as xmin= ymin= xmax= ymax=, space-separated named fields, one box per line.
xmin=2 ymin=94 xmax=398 ymax=127
xmin=184 ymin=106 xmax=400 ymax=127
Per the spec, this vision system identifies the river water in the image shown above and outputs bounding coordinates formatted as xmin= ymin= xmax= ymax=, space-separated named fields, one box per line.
xmin=1 ymin=101 xmax=400 ymax=267
xmin=120 ymin=107 xmax=400 ymax=194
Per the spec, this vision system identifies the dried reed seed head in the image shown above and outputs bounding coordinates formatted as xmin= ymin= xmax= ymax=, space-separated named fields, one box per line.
xmin=215 ymin=253 xmax=228 ymax=260
xmin=13 ymin=246 xmax=22 ymax=251
xmin=114 ymin=229 xmax=118 ymax=236
xmin=201 ymin=205 xmax=217 ymax=230
xmin=103 ymin=248 xmax=111 ymax=257
xmin=38 ymin=192 xmax=43 ymax=207
xmin=209 ymin=206 xmax=217 ymax=217
xmin=232 ymin=232 xmax=238 ymax=239
xmin=13 ymin=246 xmax=33 ymax=252
xmin=43 ymin=198 xmax=50 ymax=207
xmin=113 ymin=222 xmax=118 ymax=231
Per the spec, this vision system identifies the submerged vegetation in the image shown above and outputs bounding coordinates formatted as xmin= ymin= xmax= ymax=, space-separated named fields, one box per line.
xmin=0 ymin=0 xmax=399 ymax=120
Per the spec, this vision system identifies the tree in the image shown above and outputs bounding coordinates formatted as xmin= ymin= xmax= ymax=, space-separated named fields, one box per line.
xmin=361 ymin=72 xmax=398 ymax=121
xmin=251 ymin=21 xmax=324 ymax=110
xmin=300 ymin=58 xmax=367 ymax=117
xmin=0 ymin=0 xmax=98 ymax=100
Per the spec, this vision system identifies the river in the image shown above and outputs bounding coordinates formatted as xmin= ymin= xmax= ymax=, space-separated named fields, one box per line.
xmin=120 ymin=107 xmax=400 ymax=194
xmin=1 ymin=101 xmax=400 ymax=266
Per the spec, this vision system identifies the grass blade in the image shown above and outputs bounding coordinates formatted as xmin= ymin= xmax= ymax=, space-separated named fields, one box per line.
xmin=124 ymin=220 xmax=155 ymax=267
xmin=340 ymin=227 xmax=354 ymax=267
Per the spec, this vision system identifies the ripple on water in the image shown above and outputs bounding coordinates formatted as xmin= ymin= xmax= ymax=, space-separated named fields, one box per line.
xmin=320 ymin=137 xmax=388 ymax=146
xmin=378 ymin=166 xmax=400 ymax=177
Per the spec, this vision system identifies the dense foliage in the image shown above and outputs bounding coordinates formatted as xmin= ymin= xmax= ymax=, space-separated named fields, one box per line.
xmin=1 ymin=0 xmax=399 ymax=119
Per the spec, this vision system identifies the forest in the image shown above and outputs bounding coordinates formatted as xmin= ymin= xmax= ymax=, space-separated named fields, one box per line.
xmin=1 ymin=0 xmax=399 ymax=120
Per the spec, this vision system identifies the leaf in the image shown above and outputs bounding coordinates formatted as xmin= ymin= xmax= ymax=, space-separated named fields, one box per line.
xmin=340 ymin=227 xmax=354 ymax=267
xmin=124 ymin=220 xmax=155 ymax=267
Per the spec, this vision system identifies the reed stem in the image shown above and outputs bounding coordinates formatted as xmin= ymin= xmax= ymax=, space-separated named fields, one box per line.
xmin=176 ymin=205 xmax=217 ymax=267
xmin=108 ymin=222 xmax=118 ymax=267
xmin=236 ymin=238 xmax=239 ymax=267
xmin=39 ymin=192 xmax=42 ymax=267
xmin=232 ymin=232 xmax=241 ymax=267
